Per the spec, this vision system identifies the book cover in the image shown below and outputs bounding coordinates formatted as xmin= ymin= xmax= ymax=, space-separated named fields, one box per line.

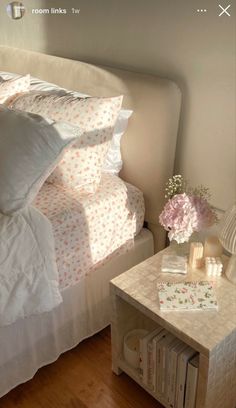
xmin=176 ymin=347 xmax=197 ymax=408
xmin=166 ymin=338 xmax=180 ymax=403
xmin=166 ymin=338 xmax=185 ymax=404
xmin=156 ymin=332 xmax=175 ymax=396
xmin=184 ymin=354 xmax=199 ymax=408
xmin=157 ymin=281 xmax=218 ymax=311
xmin=142 ymin=327 xmax=163 ymax=387
xmin=168 ymin=341 xmax=187 ymax=408
xmin=152 ymin=329 xmax=167 ymax=393
xmin=147 ymin=327 xmax=165 ymax=389
xmin=160 ymin=333 xmax=176 ymax=398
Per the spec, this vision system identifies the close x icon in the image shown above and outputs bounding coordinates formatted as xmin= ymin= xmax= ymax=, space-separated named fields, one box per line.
xmin=218 ymin=4 xmax=231 ymax=16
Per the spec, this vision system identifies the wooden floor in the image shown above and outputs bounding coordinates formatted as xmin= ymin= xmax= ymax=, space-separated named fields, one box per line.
xmin=1 ymin=327 xmax=163 ymax=408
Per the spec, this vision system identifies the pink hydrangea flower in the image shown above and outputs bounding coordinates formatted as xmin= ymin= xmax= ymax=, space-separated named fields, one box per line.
xmin=190 ymin=195 xmax=216 ymax=230
xmin=159 ymin=193 xmax=216 ymax=243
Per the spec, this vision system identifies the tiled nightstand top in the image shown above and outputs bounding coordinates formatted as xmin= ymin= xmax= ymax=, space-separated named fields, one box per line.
xmin=111 ymin=246 xmax=236 ymax=356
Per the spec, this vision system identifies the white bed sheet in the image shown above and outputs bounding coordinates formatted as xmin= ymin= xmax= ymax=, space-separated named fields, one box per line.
xmin=0 ymin=229 xmax=153 ymax=397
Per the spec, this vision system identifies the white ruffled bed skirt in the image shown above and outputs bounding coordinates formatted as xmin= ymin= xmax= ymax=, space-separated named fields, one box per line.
xmin=0 ymin=229 xmax=153 ymax=397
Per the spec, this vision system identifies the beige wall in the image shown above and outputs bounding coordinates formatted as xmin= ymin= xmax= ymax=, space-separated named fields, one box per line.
xmin=0 ymin=0 xmax=235 ymax=210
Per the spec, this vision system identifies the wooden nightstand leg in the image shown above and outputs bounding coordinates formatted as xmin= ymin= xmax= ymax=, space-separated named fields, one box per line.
xmin=111 ymin=355 xmax=123 ymax=375
xmin=111 ymin=320 xmax=123 ymax=375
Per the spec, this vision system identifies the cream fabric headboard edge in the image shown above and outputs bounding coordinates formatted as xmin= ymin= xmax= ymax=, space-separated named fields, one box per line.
xmin=0 ymin=46 xmax=181 ymax=252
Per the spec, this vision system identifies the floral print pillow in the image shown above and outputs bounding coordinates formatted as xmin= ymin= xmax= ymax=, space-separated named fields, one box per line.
xmin=11 ymin=93 xmax=123 ymax=193
xmin=0 ymin=74 xmax=30 ymax=104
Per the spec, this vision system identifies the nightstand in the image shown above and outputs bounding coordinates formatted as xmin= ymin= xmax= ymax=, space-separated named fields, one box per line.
xmin=110 ymin=246 xmax=236 ymax=408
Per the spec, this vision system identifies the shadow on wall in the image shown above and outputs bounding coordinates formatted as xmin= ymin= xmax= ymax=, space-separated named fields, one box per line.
xmin=2 ymin=0 xmax=233 ymax=210
xmin=1 ymin=0 xmax=189 ymax=163
xmin=38 ymin=0 xmax=190 ymax=182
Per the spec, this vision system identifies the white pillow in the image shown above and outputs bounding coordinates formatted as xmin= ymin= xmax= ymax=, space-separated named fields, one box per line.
xmin=10 ymin=92 xmax=123 ymax=192
xmin=0 ymin=74 xmax=30 ymax=104
xmin=0 ymin=72 xmax=133 ymax=174
xmin=28 ymin=76 xmax=133 ymax=174
xmin=0 ymin=106 xmax=83 ymax=214
xmin=103 ymin=109 xmax=132 ymax=174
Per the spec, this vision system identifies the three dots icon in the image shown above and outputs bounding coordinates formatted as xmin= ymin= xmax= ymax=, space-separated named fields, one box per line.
xmin=197 ymin=9 xmax=207 ymax=13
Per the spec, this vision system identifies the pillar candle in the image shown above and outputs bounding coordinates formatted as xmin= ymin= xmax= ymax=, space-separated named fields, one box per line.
xmin=204 ymin=236 xmax=223 ymax=258
xmin=205 ymin=257 xmax=223 ymax=277
xmin=189 ymin=242 xmax=204 ymax=268
xmin=123 ymin=329 xmax=148 ymax=369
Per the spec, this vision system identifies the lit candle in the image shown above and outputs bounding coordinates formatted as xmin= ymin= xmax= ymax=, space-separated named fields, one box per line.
xmin=204 ymin=236 xmax=223 ymax=258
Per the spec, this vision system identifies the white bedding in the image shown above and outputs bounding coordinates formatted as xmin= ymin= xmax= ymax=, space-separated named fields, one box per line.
xmin=0 ymin=72 xmax=142 ymax=326
xmin=34 ymin=173 xmax=145 ymax=289
xmin=0 ymin=71 xmax=133 ymax=176
xmin=0 ymin=228 xmax=153 ymax=398
xmin=0 ymin=206 xmax=62 ymax=327
xmin=0 ymin=172 xmax=143 ymax=327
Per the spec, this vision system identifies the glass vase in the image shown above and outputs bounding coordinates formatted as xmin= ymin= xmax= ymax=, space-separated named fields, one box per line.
xmin=170 ymin=241 xmax=189 ymax=257
xmin=169 ymin=232 xmax=202 ymax=257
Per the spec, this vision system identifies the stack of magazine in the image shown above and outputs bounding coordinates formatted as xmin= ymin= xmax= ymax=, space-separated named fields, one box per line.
xmin=139 ymin=326 xmax=199 ymax=408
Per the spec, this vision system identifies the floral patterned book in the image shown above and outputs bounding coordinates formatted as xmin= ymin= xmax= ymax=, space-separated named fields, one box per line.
xmin=157 ymin=281 xmax=218 ymax=311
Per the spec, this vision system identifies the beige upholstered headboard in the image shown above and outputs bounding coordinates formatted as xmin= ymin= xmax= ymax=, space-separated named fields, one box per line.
xmin=0 ymin=46 xmax=181 ymax=252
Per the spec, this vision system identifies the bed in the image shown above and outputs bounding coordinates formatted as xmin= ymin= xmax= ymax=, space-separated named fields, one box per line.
xmin=0 ymin=46 xmax=181 ymax=397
